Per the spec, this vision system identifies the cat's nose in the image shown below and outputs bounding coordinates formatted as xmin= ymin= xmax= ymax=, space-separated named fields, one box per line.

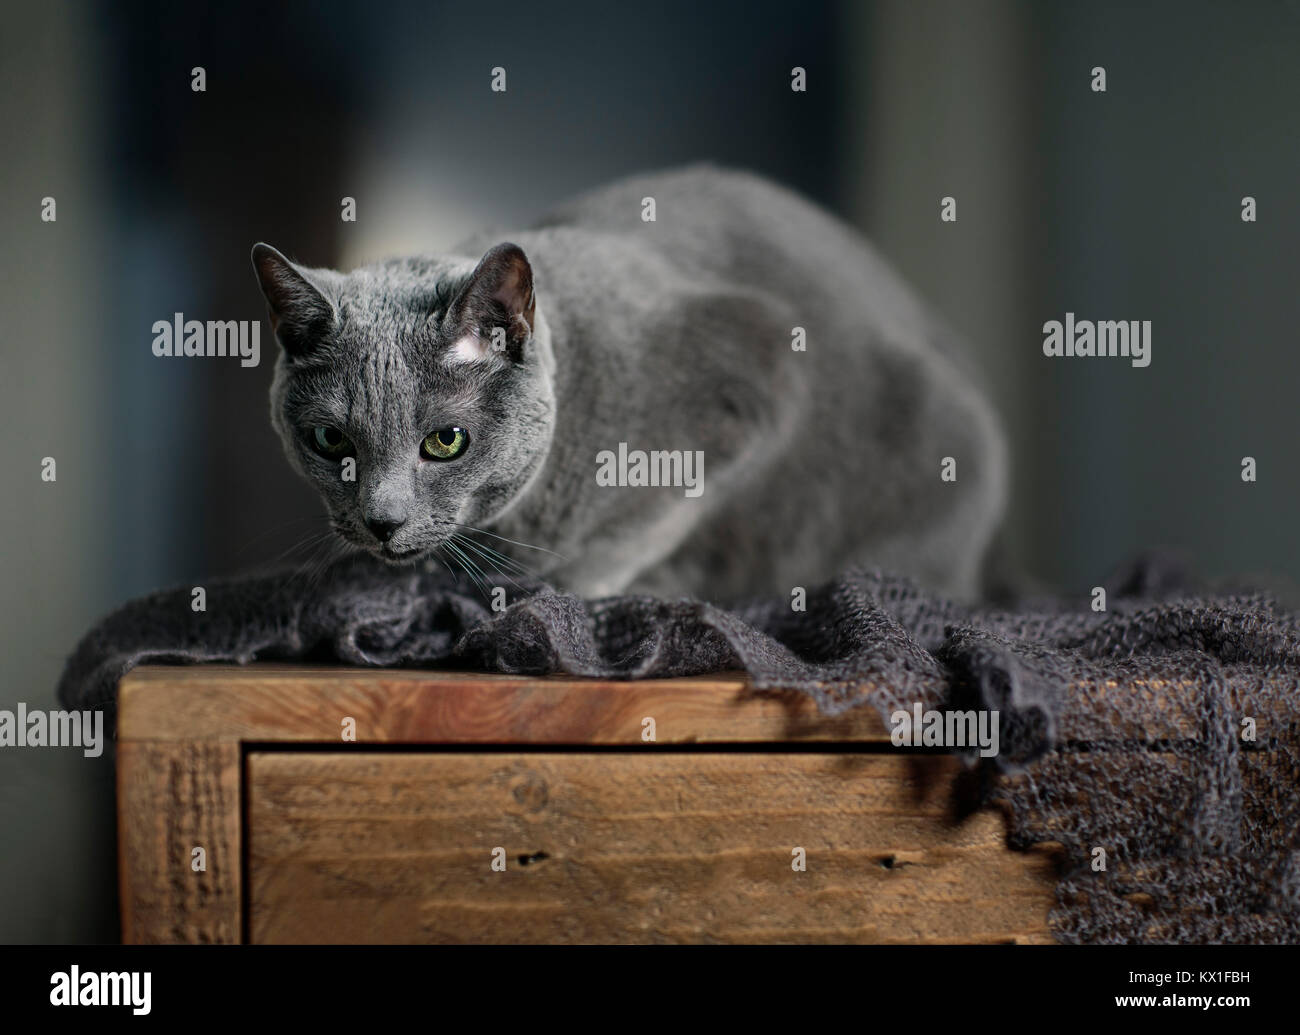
xmin=365 ymin=516 xmax=405 ymax=543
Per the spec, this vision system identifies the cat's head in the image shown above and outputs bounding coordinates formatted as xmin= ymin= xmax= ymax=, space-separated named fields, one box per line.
xmin=251 ymin=241 xmax=555 ymax=566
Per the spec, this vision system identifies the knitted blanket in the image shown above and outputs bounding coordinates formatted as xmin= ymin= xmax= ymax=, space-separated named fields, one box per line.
xmin=58 ymin=553 xmax=1300 ymax=944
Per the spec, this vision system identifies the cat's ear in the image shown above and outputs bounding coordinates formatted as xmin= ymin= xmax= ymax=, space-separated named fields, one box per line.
xmin=444 ymin=242 xmax=536 ymax=364
xmin=250 ymin=243 xmax=336 ymax=358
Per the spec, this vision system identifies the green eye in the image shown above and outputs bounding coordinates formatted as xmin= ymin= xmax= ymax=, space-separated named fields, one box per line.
xmin=420 ymin=426 xmax=469 ymax=461
xmin=310 ymin=426 xmax=353 ymax=459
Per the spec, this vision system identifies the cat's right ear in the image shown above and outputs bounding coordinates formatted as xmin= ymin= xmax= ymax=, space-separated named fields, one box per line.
xmin=250 ymin=243 xmax=335 ymax=358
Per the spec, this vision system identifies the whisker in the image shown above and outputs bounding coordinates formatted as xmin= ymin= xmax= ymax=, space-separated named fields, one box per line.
xmin=451 ymin=533 xmax=528 ymax=590
xmin=454 ymin=542 xmax=495 ymax=594
xmin=281 ymin=535 xmax=332 ymax=594
xmin=450 ymin=532 xmax=532 ymax=576
xmin=451 ymin=523 xmax=565 ymax=560
xmin=301 ymin=537 xmax=347 ymax=595
xmin=444 ymin=540 xmax=490 ymax=597
xmin=467 ymin=539 xmax=535 ymax=577
xmin=429 ymin=546 xmax=459 ymax=581
xmin=272 ymin=529 xmax=336 ymax=566
xmin=233 ymin=513 xmax=332 ymax=558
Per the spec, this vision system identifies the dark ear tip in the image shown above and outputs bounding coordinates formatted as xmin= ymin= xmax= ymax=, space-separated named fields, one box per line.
xmin=251 ymin=242 xmax=275 ymax=275
xmin=252 ymin=243 xmax=304 ymax=283
xmin=489 ymin=241 xmax=530 ymax=267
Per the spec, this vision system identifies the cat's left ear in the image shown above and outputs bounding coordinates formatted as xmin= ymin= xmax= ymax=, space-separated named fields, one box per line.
xmin=444 ymin=242 xmax=536 ymax=364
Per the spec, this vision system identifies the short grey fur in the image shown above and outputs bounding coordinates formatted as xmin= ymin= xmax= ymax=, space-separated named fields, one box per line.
xmin=253 ymin=166 xmax=1006 ymax=604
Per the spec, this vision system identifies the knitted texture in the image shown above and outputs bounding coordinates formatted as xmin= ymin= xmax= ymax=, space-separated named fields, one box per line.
xmin=58 ymin=554 xmax=1300 ymax=943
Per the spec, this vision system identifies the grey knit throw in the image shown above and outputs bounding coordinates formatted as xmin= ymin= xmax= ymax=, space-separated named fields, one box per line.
xmin=58 ymin=553 xmax=1300 ymax=944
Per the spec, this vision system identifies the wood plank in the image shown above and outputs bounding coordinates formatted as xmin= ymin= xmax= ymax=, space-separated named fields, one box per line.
xmin=118 ymin=664 xmax=892 ymax=744
xmin=117 ymin=740 xmax=242 ymax=944
xmin=247 ymin=752 xmax=1060 ymax=944
xmin=118 ymin=664 xmax=1248 ymax=748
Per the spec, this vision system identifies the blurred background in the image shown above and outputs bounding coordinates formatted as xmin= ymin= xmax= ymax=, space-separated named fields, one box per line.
xmin=2 ymin=0 xmax=1298 ymax=942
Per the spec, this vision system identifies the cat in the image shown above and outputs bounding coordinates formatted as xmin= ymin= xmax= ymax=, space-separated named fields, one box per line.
xmin=252 ymin=164 xmax=1007 ymax=603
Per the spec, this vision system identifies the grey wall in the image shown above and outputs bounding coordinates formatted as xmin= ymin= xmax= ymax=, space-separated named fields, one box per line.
xmin=845 ymin=0 xmax=1300 ymax=593
xmin=0 ymin=2 xmax=117 ymax=942
xmin=1034 ymin=1 xmax=1300 ymax=591
xmin=843 ymin=0 xmax=1041 ymax=582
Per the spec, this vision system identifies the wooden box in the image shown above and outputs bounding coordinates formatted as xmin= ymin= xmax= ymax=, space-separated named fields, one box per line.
xmin=115 ymin=665 xmax=1058 ymax=944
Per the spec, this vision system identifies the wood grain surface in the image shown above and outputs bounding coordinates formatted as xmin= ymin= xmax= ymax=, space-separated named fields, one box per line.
xmin=116 ymin=664 xmax=1069 ymax=944
xmin=246 ymin=751 xmax=1060 ymax=944
xmin=118 ymin=664 xmax=892 ymax=744
xmin=117 ymin=739 xmax=241 ymax=943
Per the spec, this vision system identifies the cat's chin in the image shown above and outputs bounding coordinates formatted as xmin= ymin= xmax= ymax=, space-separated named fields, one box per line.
xmin=376 ymin=544 xmax=427 ymax=565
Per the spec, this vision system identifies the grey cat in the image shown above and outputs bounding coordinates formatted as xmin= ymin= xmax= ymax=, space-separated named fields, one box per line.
xmin=252 ymin=165 xmax=1006 ymax=603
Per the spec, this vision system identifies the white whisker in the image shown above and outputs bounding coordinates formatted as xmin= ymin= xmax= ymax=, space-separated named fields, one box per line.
xmin=451 ymin=522 xmax=565 ymax=560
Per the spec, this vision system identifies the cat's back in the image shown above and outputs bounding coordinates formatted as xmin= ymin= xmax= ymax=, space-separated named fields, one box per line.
xmin=528 ymin=164 xmax=936 ymax=346
xmin=466 ymin=166 xmax=1006 ymax=600
xmin=536 ymin=163 xmax=834 ymax=250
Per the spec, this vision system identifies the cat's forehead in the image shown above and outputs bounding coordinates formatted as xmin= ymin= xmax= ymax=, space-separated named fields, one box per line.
xmin=281 ymin=257 xmax=496 ymax=425
xmin=328 ymin=261 xmax=467 ymax=351
xmin=340 ymin=335 xmax=483 ymax=407
xmin=337 ymin=256 xmax=464 ymax=312
xmin=334 ymin=289 xmax=439 ymax=341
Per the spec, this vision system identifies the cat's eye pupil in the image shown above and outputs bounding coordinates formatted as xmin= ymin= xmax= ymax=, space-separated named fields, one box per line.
xmin=437 ymin=429 xmax=456 ymax=446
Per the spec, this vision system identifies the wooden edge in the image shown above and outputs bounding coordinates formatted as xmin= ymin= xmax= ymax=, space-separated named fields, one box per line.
xmin=117 ymin=739 xmax=242 ymax=944
xmin=117 ymin=664 xmax=892 ymax=744
xmin=117 ymin=664 xmax=1254 ymax=746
